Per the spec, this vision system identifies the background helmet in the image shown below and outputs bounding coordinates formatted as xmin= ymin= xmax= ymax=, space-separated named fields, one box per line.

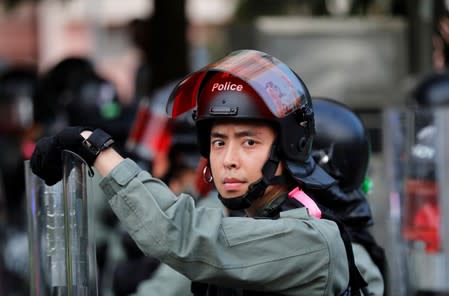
xmin=34 ymin=56 xmax=96 ymax=127
xmin=64 ymin=73 xmax=122 ymax=128
xmin=167 ymin=50 xmax=335 ymax=190
xmin=410 ymin=71 xmax=449 ymax=107
xmin=36 ymin=56 xmax=133 ymax=148
xmin=311 ymin=97 xmax=371 ymax=192
xmin=168 ymin=113 xmax=200 ymax=172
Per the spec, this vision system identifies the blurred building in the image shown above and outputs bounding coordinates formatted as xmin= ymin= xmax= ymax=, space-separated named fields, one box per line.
xmin=0 ymin=4 xmax=38 ymax=67
xmin=0 ymin=0 xmax=238 ymax=104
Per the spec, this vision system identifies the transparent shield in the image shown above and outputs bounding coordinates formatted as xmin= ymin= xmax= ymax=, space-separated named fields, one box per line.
xmin=382 ymin=108 xmax=409 ymax=296
xmin=25 ymin=150 xmax=98 ymax=296
xmin=25 ymin=161 xmax=64 ymax=295
xmin=62 ymin=150 xmax=98 ymax=296
xmin=384 ymin=105 xmax=449 ymax=295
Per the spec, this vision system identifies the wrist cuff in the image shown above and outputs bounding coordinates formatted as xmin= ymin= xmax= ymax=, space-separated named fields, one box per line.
xmin=81 ymin=128 xmax=114 ymax=165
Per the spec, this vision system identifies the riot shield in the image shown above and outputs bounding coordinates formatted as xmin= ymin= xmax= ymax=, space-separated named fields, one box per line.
xmin=384 ymin=105 xmax=449 ymax=296
xmin=25 ymin=150 xmax=98 ymax=296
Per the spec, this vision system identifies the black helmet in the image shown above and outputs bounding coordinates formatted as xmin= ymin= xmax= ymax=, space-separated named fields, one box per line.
xmin=63 ymin=72 xmax=133 ymax=149
xmin=35 ymin=56 xmax=96 ymax=120
xmin=64 ymin=73 xmax=122 ymax=127
xmin=167 ymin=50 xmax=335 ymax=209
xmin=35 ymin=56 xmax=132 ymax=144
xmin=311 ymin=97 xmax=370 ymax=192
xmin=410 ymin=71 xmax=449 ymax=107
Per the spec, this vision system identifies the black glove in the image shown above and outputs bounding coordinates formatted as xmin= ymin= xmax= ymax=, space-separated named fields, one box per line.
xmin=31 ymin=127 xmax=114 ymax=186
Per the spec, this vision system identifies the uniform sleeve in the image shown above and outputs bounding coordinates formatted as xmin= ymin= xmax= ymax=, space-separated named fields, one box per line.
xmin=99 ymin=158 xmax=349 ymax=295
xmin=133 ymin=263 xmax=193 ymax=296
xmin=352 ymin=243 xmax=384 ymax=296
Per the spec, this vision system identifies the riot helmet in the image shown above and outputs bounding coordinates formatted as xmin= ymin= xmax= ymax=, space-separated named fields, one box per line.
xmin=410 ymin=71 xmax=449 ymax=107
xmin=64 ymin=73 xmax=122 ymax=127
xmin=36 ymin=56 xmax=132 ymax=147
xmin=311 ymin=97 xmax=371 ymax=192
xmin=167 ymin=50 xmax=335 ymax=210
xmin=34 ymin=56 xmax=96 ymax=128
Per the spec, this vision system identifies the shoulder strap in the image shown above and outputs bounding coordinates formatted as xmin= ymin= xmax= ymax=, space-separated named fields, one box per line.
xmin=286 ymin=188 xmax=368 ymax=296
xmin=288 ymin=187 xmax=322 ymax=218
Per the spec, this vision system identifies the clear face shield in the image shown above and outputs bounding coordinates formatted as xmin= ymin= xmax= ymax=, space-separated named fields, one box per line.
xmin=25 ymin=151 xmax=98 ymax=295
xmin=384 ymin=105 xmax=449 ymax=295
xmin=166 ymin=49 xmax=308 ymax=120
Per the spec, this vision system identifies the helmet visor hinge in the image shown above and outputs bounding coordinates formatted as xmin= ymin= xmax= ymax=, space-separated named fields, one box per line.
xmin=209 ymin=106 xmax=239 ymax=116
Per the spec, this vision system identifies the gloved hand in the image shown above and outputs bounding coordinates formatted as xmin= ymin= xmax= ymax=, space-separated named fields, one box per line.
xmin=30 ymin=127 xmax=112 ymax=185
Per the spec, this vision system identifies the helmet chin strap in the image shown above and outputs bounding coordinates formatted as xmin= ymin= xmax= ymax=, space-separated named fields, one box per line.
xmin=218 ymin=143 xmax=288 ymax=211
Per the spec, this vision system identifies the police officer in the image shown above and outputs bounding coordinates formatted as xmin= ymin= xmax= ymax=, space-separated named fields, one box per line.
xmin=309 ymin=97 xmax=387 ymax=296
xmin=30 ymin=50 xmax=366 ymax=295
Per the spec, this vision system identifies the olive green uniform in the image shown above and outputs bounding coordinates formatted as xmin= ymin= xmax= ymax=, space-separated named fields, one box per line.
xmin=99 ymin=159 xmax=350 ymax=295
xmin=131 ymin=244 xmax=383 ymax=296
xmin=133 ymin=192 xmax=224 ymax=296
xmin=352 ymin=243 xmax=384 ymax=296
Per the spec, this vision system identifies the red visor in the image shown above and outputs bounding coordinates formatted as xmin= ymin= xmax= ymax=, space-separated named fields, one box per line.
xmin=166 ymin=50 xmax=307 ymax=119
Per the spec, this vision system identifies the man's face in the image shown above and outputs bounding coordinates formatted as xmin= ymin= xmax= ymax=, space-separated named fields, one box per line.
xmin=209 ymin=120 xmax=277 ymax=199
